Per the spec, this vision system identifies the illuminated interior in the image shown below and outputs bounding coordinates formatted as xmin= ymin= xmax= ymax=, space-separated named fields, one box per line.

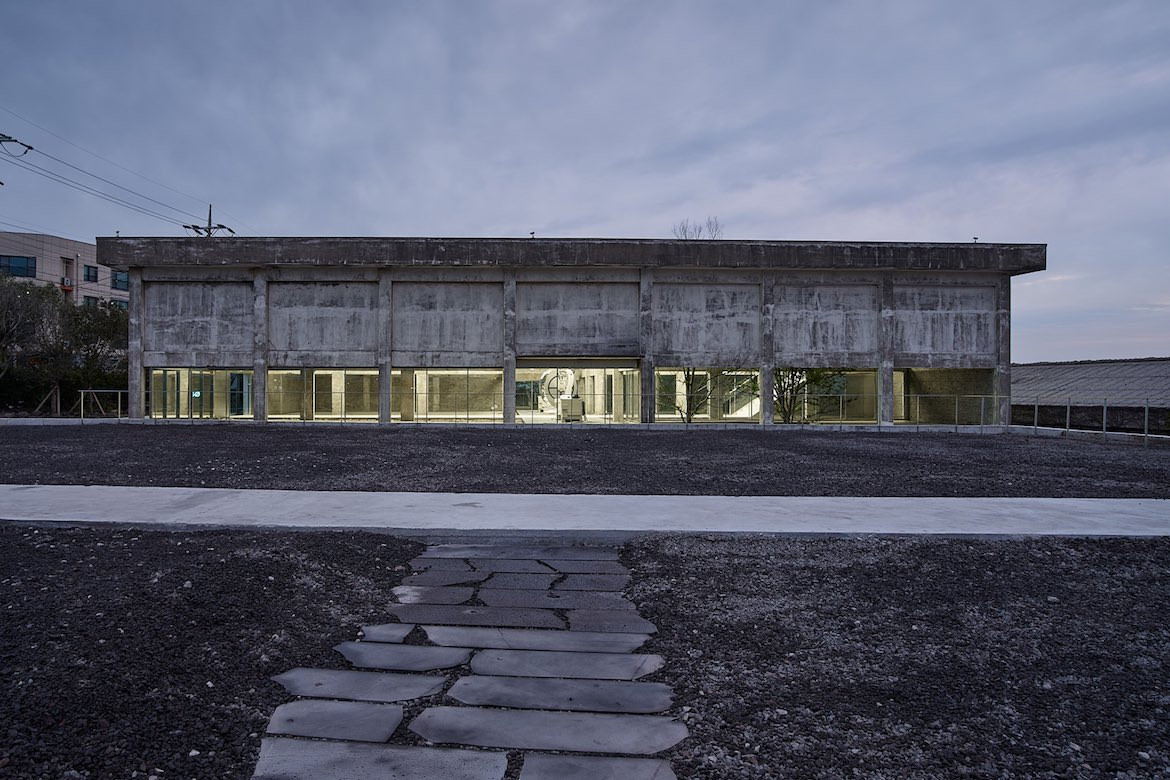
xmin=147 ymin=368 xmax=254 ymax=419
xmin=390 ymin=368 xmax=505 ymax=423
xmin=654 ymin=367 xmax=760 ymax=423
xmin=515 ymin=362 xmax=641 ymax=424
xmin=267 ymin=368 xmax=379 ymax=422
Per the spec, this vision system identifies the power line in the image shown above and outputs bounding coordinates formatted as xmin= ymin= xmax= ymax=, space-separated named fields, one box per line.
xmin=0 ymin=152 xmax=187 ymax=228
xmin=0 ymin=104 xmax=256 ymax=232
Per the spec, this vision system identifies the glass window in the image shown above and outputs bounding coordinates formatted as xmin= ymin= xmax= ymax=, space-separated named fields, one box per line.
xmin=82 ymin=296 xmax=99 ymax=308
xmin=147 ymin=368 xmax=254 ymax=419
xmin=0 ymin=255 xmax=36 ymax=278
xmin=111 ymin=270 xmax=129 ymax=290
xmin=84 ymin=265 xmax=99 ymax=282
xmin=655 ymin=367 xmax=760 ymax=423
xmin=899 ymin=368 xmax=996 ymax=425
xmin=513 ymin=364 xmax=641 ymax=424
xmin=390 ymin=368 xmax=504 ymax=423
xmin=110 ymin=299 xmax=128 ymax=310
xmin=773 ymin=368 xmax=877 ymax=423
xmin=267 ymin=368 xmax=380 ymax=422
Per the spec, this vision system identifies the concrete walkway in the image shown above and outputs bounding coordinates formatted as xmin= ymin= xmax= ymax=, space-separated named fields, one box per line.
xmin=0 ymin=484 xmax=1166 ymax=536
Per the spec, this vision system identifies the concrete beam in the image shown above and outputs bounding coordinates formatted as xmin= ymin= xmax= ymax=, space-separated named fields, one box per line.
xmin=639 ymin=269 xmax=654 ymax=424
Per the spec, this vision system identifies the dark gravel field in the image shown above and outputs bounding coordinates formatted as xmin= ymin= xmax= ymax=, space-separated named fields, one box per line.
xmin=624 ymin=534 xmax=1170 ymax=779
xmin=0 ymin=525 xmax=422 ymax=780
xmin=1 ymin=425 xmax=1167 ymax=496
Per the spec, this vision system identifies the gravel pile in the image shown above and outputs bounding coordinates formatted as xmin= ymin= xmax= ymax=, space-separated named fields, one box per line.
xmin=624 ymin=534 xmax=1170 ymax=779
xmin=1 ymin=425 xmax=1167 ymax=497
xmin=0 ymin=525 xmax=421 ymax=780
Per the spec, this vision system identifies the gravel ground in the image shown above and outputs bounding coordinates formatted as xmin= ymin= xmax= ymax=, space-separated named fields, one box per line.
xmin=0 ymin=425 xmax=1167 ymax=497
xmin=0 ymin=525 xmax=421 ymax=780
xmin=625 ymin=534 xmax=1170 ymax=779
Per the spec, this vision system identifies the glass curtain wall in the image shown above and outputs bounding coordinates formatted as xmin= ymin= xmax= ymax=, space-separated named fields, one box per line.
xmin=147 ymin=368 xmax=253 ymax=419
xmin=267 ymin=368 xmax=379 ymax=422
xmin=772 ymin=368 xmax=878 ymax=424
xmin=514 ymin=365 xmax=641 ymax=424
xmin=654 ymin=367 xmax=760 ymax=423
xmin=897 ymin=368 xmax=997 ymax=425
xmin=390 ymin=368 xmax=505 ymax=423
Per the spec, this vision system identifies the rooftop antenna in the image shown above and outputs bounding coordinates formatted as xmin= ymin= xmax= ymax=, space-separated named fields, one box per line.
xmin=973 ymin=237 xmax=979 ymax=243
xmin=183 ymin=204 xmax=235 ymax=237
xmin=529 ymin=231 xmax=535 ymax=239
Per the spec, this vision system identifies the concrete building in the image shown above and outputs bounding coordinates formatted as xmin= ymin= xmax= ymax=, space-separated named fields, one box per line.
xmin=97 ymin=237 xmax=1046 ymax=426
xmin=1 ymin=231 xmax=130 ymax=309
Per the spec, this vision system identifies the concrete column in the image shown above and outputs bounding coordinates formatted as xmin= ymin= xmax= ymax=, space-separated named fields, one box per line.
xmin=878 ymin=274 xmax=895 ymax=426
xmin=378 ymin=270 xmax=393 ymax=424
xmin=639 ymin=268 xmax=655 ymax=423
xmin=760 ymin=273 xmax=775 ymax=425
xmin=252 ymin=270 xmax=268 ymax=422
xmin=994 ymin=276 xmax=1012 ymax=426
xmin=127 ymin=268 xmax=145 ymax=418
xmin=502 ymin=271 xmax=517 ymax=425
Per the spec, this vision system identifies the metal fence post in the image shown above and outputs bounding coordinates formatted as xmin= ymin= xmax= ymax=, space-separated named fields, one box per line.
xmin=1144 ymin=399 xmax=1150 ymax=448
xmin=80 ymin=391 xmax=85 ymax=421
xmin=1033 ymin=399 xmax=1038 ymax=434
xmin=1066 ymin=397 xmax=1071 ymax=431
xmin=1102 ymin=398 xmax=1108 ymax=433
xmin=954 ymin=395 xmax=959 ymax=431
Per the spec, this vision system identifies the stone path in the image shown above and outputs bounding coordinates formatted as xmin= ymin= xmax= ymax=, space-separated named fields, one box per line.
xmin=251 ymin=544 xmax=686 ymax=779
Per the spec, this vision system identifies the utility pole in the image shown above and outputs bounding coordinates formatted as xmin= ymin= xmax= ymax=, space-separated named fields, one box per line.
xmin=183 ymin=204 xmax=235 ymax=237
xmin=1 ymin=133 xmax=33 ymax=185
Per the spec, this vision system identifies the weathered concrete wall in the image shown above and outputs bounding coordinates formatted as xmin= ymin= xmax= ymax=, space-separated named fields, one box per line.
xmin=268 ymin=281 xmax=378 ymax=367
xmin=142 ymin=282 xmax=252 ymax=366
xmin=892 ymin=285 xmax=997 ymax=363
xmin=773 ymin=284 xmax=879 ymax=366
xmin=515 ymin=282 xmax=639 ymax=356
xmin=652 ymin=283 xmax=761 ymax=363
xmin=390 ymin=282 xmax=503 ymax=367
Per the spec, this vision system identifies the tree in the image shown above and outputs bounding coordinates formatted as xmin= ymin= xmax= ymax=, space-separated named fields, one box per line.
xmin=659 ymin=367 xmax=757 ymax=423
xmin=773 ymin=367 xmax=849 ymax=423
xmin=672 ymin=216 xmax=723 ymax=240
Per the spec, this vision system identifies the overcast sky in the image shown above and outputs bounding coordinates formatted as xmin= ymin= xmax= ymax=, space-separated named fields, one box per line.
xmin=2 ymin=1 xmax=1167 ymax=362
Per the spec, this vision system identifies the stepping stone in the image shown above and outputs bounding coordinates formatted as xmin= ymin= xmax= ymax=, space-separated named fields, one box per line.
xmin=410 ymin=707 xmax=687 ymax=754
xmin=271 ymin=667 xmax=445 ymax=703
xmin=543 ymin=560 xmax=631 ymax=575
xmin=335 ymin=641 xmax=471 ymax=671
xmin=520 ymin=753 xmax=677 ymax=779
xmin=265 ymin=700 xmax=403 ymax=742
xmin=252 ymin=737 xmax=506 ymax=779
xmin=468 ymin=559 xmax=555 ymax=573
xmin=424 ymin=626 xmax=650 ymax=653
xmin=360 ymin=623 xmax=414 ymax=643
xmin=410 ymin=557 xmax=472 ymax=571
xmin=471 ymin=649 xmax=664 ymax=680
xmin=390 ymin=604 xmax=564 ymax=629
xmin=449 ymin=675 xmax=674 ymax=713
xmin=422 ymin=545 xmax=619 ymax=561
xmin=556 ymin=574 xmax=630 ymax=591
xmin=482 ymin=572 xmax=559 ymax=590
xmin=402 ymin=570 xmax=491 ymax=587
xmin=569 ymin=610 xmax=657 ymax=634
xmin=479 ymin=588 xmax=635 ymax=611
xmin=393 ymin=585 xmax=475 ymax=605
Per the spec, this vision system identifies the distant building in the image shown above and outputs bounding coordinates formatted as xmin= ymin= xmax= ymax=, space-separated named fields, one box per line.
xmin=1011 ymin=357 xmax=1170 ymax=434
xmin=0 ymin=231 xmax=129 ymax=309
xmin=99 ymin=236 xmax=1045 ymax=425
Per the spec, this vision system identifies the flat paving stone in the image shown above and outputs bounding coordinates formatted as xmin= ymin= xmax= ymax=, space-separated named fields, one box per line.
xmin=471 ymin=649 xmax=664 ymax=680
xmin=335 ymin=641 xmax=471 ymax=671
xmin=252 ymin=737 xmax=506 ymax=779
xmin=409 ymin=557 xmax=473 ymax=571
xmin=569 ymin=610 xmax=657 ymax=634
xmin=422 ymin=545 xmax=619 ymax=561
xmin=271 ymin=667 xmax=445 ymax=703
xmin=360 ymin=623 xmax=415 ymax=643
xmin=556 ymin=573 xmax=631 ymax=591
xmin=390 ymin=604 xmax=564 ymax=629
xmin=392 ymin=585 xmax=475 ymax=605
xmin=467 ymin=559 xmax=555 ymax=573
xmin=401 ymin=570 xmax=491 ymax=587
xmin=423 ymin=626 xmax=650 ymax=653
xmin=410 ymin=706 xmax=687 ymax=754
xmin=481 ymin=572 xmax=559 ymax=590
xmin=520 ymin=753 xmax=677 ymax=779
xmin=265 ymin=699 xmax=403 ymax=742
xmin=479 ymin=588 xmax=635 ymax=611
xmin=449 ymin=675 xmax=673 ymax=713
xmin=542 ymin=560 xmax=631 ymax=575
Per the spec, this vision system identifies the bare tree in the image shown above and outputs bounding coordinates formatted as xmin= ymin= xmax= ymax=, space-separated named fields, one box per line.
xmin=773 ymin=367 xmax=849 ymax=423
xmin=672 ymin=216 xmax=724 ymax=240
xmin=658 ymin=366 xmax=756 ymax=423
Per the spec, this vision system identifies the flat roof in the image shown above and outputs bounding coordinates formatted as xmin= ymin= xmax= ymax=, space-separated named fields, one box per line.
xmin=1011 ymin=358 xmax=1170 ymax=404
xmin=97 ymin=236 xmax=1046 ymax=275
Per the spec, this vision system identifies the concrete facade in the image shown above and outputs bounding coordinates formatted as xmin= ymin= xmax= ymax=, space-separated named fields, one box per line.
xmin=1 ymin=231 xmax=129 ymax=308
xmin=98 ymin=237 xmax=1045 ymax=426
